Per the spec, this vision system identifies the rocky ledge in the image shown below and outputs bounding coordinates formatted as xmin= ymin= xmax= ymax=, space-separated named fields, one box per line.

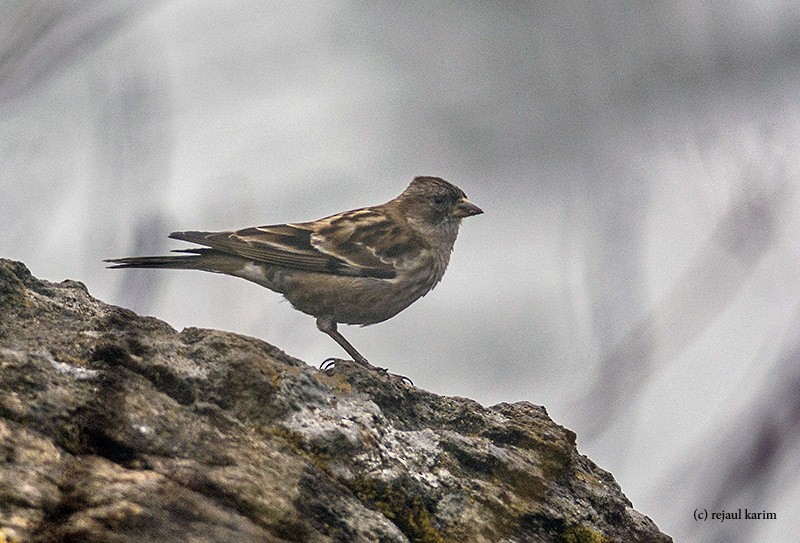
xmin=0 ymin=259 xmax=670 ymax=543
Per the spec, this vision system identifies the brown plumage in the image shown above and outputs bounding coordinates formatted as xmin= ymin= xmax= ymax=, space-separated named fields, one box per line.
xmin=106 ymin=176 xmax=483 ymax=368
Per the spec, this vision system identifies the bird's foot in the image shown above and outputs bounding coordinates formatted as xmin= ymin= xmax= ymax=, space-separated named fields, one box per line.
xmin=353 ymin=354 xmax=388 ymax=372
xmin=319 ymin=357 xmax=413 ymax=386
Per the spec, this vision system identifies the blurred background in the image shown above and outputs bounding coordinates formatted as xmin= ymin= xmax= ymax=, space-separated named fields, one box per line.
xmin=2 ymin=1 xmax=799 ymax=540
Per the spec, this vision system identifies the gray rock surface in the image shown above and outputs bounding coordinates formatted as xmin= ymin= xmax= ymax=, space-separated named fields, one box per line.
xmin=0 ymin=258 xmax=671 ymax=543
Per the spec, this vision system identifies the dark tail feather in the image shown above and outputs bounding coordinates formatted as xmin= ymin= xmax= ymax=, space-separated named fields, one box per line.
xmin=104 ymin=248 xmax=212 ymax=269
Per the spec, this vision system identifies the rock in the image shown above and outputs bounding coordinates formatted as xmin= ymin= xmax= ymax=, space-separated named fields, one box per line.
xmin=0 ymin=258 xmax=671 ymax=543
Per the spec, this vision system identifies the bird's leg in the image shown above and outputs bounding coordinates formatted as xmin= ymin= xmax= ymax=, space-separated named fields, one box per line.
xmin=316 ymin=318 xmax=413 ymax=385
xmin=316 ymin=316 xmax=379 ymax=370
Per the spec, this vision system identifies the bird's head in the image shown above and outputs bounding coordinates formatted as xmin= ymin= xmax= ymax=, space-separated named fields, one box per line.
xmin=396 ymin=176 xmax=483 ymax=230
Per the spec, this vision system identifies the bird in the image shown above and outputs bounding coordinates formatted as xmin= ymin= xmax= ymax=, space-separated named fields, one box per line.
xmin=106 ymin=176 xmax=483 ymax=370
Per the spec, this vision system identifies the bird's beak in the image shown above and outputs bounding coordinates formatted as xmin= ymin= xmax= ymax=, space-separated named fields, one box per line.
xmin=451 ymin=198 xmax=484 ymax=218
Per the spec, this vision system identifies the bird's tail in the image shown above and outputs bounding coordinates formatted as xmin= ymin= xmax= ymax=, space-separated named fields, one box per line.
xmin=104 ymin=249 xmax=211 ymax=270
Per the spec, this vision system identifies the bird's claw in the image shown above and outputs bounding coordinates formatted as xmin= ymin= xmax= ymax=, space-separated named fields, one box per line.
xmin=320 ymin=357 xmax=338 ymax=371
xmin=396 ymin=374 xmax=414 ymax=386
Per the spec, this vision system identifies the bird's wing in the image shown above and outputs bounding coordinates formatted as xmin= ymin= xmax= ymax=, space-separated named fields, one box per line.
xmin=302 ymin=207 xmax=428 ymax=271
xmin=170 ymin=207 xmax=424 ymax=279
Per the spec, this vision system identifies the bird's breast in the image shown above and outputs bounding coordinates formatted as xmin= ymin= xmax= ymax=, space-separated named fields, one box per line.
xmin=278 ymin=258 xmax=441 ymax=326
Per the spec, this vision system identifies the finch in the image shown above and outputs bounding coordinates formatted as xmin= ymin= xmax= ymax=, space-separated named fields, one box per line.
xmin=106 ymin=176 xmax=483 ymax=369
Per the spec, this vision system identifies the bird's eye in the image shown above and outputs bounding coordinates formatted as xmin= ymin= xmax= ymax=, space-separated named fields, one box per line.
xmin=433 ymin=195 xmax=446 ymax=205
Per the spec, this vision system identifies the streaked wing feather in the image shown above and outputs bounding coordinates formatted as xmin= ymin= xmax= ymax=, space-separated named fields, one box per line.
xmin=169 ymin=219 xmax=400 ymax=279
xmin=299 ymin=207 xmax=427 ymax=271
